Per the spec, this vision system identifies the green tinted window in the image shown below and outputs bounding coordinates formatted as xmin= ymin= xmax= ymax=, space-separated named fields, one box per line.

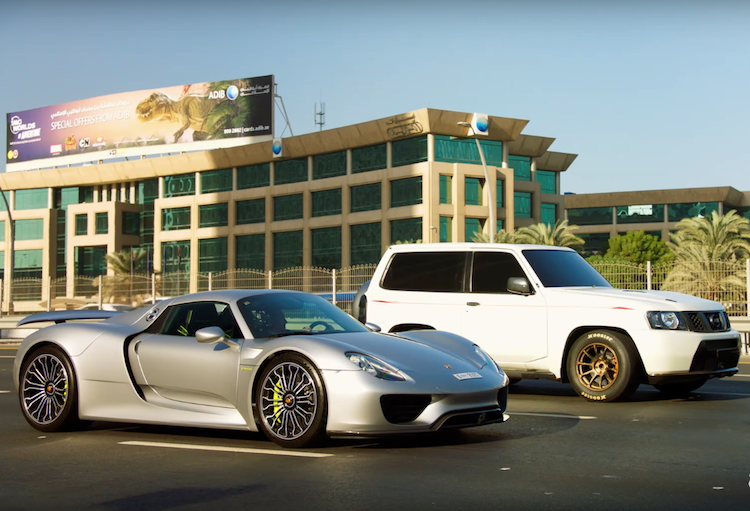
xmin=274 ymin=194 xmax=303 ymax=221
xmin=162 ymin=240 xmax=190 ymax=273
xmin=434 ymin=135 xmax=504 ymax=166
xmin=95 ymin=212 xmax=108 ymax=234
xmin=16 ymin=219 xmax=44 ymax=240
xmin=514 ymin=192 xmax=532 ymax=218
xmin=465 ymin=218 xmax=482 ymax=241
xmin=311 ymin=226 xmax=341 ymax=269
xmin=312 ymin=188 xmax=341 ymax=217
xmin=199 ymin=203 xmax=228 ymax=228
xmin=352 ymin=144 xmax=386 ymax=174
xmin=138 ymin=179 xmax=159 ymax=204
xmin=579 ymin=233 xmax=611 ymax=257
xmin=123 ymin=212 xmax=140 ymax=235
xmin=536 ymin=170 xmax=557 ymax=194
xmin=162 ymin=207 xmax=192 ymax=231
xmin=73 ymin=246 xmax=107 ymax=278
xmin=201 ymin=168 xmax=233 ymax=193
xmin=391 ymin=136 xmax=428 ymax=167
xmin=440 ymin=175 xmax=452 ymax=204
xmin=568 ymin=207 xmax=613 ymax=226
xmin=273 ymin=231 xmax=303 ymax=270
xmin=350 ymin=223 xmax=381 ymax=265
xmin=496 ymin=180 xmax=504 ymax=207
xmin=237 ymin=163 xmax=270 ymax=189
xmin=236 ymin=198 xmax=265 ymax=225
xmin=350 ymin=183 xmax=381 ymax=213
xmin=390 ymin=218 xmax=422 ymax=244
xmin=616 ymin=204 xmax=665 ymax=224
xmin=199 ymin=237 xmax=228 ymax=273
xmin=465 ymin=177 xmax=482 ymax=206
xmin=541 ymin=203 xmax=557 ymax=226
xmin=275 ymin=158 xmax=308 ymax=185
xmin=75 ymin=214 xmax=87 ymax=235
xmin=0 ymin=220 xmax=4 ymax=242
xmin=164 ymin=173 xmax=196 ymax=197
xmin=667 ymin=202 xmax=719 ymax=222
xmin=313 ymin=152 xmax=346 ymax=180
xmin=509 ymin=155 xmax=531 ymax=181
xmin=15 ymin=189 xmax=48 ymax=210
xmin=440 ymin=216 xmax=452 ymax=242
xmin=236 ymin=234 xmax=265 ymax=270
xmin=390 ymin=177 xmax=422 ymax=208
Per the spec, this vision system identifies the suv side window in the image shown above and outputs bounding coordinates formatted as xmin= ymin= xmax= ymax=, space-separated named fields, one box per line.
xmin=471 ymin=252 xmax=528 ymax=294
xmin=382 ymin=252 xmax=467 ymax=292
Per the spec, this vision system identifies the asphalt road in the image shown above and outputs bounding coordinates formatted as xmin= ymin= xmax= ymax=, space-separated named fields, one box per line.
xmin=1 ymin=346 xmax=749 ymax=511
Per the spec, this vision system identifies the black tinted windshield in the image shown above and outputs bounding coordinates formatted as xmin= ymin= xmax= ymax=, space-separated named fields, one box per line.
xmin=522 ymin=250 xmax=611 ymax=288
xmin=238 ymin=292 xmax=369 ymax=338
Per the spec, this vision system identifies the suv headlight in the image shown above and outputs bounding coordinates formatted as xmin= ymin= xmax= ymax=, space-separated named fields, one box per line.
xmin=346 ymin=353 xmax=406 ymax=381
xmin=646 ymin=311 xmax=687 ymax=330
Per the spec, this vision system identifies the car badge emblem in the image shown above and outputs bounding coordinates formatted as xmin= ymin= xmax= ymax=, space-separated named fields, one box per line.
xmin=444 ymin=364 xmax=452 ymax=369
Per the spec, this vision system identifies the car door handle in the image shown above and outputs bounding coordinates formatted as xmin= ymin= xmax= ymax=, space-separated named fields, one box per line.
xmin=467 ymin=302 xmax=480 ymax=307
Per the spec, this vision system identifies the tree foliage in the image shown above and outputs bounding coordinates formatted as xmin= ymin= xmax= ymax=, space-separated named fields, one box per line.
xmin=603 ymin=231 xmax=674 ymax=264
xmin=514 ymin=219 xmax=584 ymax=248
xmin=471 ymin=229 xmax=517 ymax=243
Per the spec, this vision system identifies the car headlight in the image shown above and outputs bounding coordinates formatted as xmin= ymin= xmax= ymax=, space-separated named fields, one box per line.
xmin=346 ymin=353 xmax=406 ymax=381
xmin=473 ymin=345 xmax=500 ymax=373
xmin=646 ymin=311 xmax=687 ymax=330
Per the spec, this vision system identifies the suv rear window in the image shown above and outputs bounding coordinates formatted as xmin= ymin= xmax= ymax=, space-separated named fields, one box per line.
xmin=382 ymin=252 xmax=467 ymax=292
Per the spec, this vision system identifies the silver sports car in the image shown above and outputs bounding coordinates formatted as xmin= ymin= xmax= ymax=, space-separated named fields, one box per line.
xmin=13 ymin=290 xmax=509 ymax=448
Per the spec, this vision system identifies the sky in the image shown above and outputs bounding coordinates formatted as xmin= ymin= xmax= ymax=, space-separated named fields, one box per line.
xmin=2 ymin=0 xmax=748 ymax=195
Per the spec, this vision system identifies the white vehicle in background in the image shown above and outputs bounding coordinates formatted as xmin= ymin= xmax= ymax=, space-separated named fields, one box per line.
xmin=354 ymin=243 xmax=741 ymax=402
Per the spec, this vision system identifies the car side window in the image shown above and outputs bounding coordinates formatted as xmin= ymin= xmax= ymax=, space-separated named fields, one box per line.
xmin=381 ymin=252 xmax=467 ymax=292
xmin=159 ymin=301 xmax=242 ymax=338
xmin=471 ymin=252 xmax=528 ymax=294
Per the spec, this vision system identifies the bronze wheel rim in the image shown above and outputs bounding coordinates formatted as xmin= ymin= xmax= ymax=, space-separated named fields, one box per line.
xmin=575 ymin=342 xmax=619 ymax=392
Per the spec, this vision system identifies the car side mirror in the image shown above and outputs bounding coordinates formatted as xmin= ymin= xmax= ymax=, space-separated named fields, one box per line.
xmin=365 ymin=322 xmax=382 ymax=333
xmin=196 ymin=326 xmax=238 ymax=346
xmin=507 ymin=277 xmax=533 ymax=296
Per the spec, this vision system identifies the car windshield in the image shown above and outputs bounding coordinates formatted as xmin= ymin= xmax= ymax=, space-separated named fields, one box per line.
xmin=522 ymin=249 xmax=612 ymax=288
xmin=238 ymin=292 xmax=369 ymax=338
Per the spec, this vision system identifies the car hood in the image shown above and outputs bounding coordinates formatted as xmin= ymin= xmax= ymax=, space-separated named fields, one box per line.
xmin=544 ymin=287 xmax=724 ymax=311
xmin=296 ymin=331 xmax=492 ymax=376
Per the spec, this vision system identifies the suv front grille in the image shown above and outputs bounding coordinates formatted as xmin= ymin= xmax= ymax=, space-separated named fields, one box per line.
xmin=684 ymin=311 xmax=730 ymax=332
xmin=380 ymin=395 xmax=431 ymax=424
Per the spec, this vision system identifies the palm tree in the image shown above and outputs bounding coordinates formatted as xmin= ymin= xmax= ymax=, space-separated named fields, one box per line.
xmin=514 ymin=219 xmax=584 ymax=248
xmin=471 ymin=229 xmax=517 ymax=243
xmin=662 ymin=210 xmax=750 ymax=306
xmin=100 ymin=249 xmax=150 ymax=305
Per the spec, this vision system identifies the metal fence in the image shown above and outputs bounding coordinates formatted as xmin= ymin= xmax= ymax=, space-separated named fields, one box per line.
xmin=1 ymin=264 xmax=379 ymax=315
xmin=4 ymin=259 xmax=750 ymax=317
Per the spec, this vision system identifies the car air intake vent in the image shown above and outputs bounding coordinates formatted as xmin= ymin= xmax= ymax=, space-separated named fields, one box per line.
xmin=685 ymin=311 xmax=730 ymax=332
xmin=380 ymin=395 xmax=431 ymax=424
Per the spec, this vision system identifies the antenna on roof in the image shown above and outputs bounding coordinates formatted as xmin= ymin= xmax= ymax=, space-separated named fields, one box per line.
xmin=314 ymin=100 xmax=325 ymax=132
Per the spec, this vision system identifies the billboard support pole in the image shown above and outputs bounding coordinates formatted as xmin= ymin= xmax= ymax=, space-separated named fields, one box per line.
xmin=274 ymin=84 xmax=294 ymax=137
xmin=0 ymin=188 xmax=13 ymax=314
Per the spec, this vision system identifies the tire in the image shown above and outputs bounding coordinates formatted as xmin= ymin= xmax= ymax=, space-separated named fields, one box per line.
xmin=654 ymin=378 xmax=708 ymax=396
xmin=567 ymin=330 xmax=640 ymax=402
xmin=19 ymin=345 xmax=85 ymax=432
xmin=256 ymin=353 xmax=327 ymax=448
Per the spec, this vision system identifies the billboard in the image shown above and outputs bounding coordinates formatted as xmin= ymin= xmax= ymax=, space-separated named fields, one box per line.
xmin=6 ymin=74 xmax=274 ymax=172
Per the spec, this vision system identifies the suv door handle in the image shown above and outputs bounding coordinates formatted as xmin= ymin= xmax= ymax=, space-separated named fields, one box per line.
xmin=467 ymin=302 xmax=480 ymax=307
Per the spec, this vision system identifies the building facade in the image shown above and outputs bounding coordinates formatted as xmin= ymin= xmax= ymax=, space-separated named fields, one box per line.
xmin=0 ymin=108 xmax=576 ymax=309
xmin=564 ymin=186 xmax=750 ymax=255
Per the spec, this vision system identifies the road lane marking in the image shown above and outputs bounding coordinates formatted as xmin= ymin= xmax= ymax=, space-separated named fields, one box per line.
xmin=732 ymin=374 xmax=750 ymax=378
xmin=0 ymin=356 xmax=16 ymax=359
xmin=118 ymin=440 xmax=333 ymax=458
xmin=0 ymin=391 xmax=10 ymax=394
xmin=510 ymin=412 xmax=597 ymax=420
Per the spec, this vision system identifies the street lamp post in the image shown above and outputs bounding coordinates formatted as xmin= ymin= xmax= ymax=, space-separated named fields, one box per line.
xmin=457 ymin=121 xmax=495 ymax=241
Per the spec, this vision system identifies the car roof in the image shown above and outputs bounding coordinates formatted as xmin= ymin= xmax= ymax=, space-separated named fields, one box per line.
xmin=385 ymin=243 xmax=573 ymax=253
xmin=166 ymin=288 xmax=311 ymax=306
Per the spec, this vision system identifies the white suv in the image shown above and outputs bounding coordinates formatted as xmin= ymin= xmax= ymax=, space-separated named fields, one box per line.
xmin=354 ymin=243 xmax=741 ymax=401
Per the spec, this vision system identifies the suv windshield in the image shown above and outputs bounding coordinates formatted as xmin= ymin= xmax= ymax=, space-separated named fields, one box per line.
xmin=522 ymin=249 xmax=612 ymax=288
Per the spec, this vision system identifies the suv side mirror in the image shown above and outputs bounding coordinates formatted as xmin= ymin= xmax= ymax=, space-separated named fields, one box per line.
xmin=507 ymin=277 xmax=533 ymax=296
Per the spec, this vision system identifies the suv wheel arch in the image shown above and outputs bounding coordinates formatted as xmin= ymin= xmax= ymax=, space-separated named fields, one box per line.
xmin=560 ymin=326 xmax=645 ymax=384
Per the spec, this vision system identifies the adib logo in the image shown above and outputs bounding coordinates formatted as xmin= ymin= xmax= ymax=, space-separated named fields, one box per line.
xmin=272 ymin=140 xmax=282 ymax=155
xmin=475 ymin=115 xmax=489 ymax=133
xmin=226 ymin=85 xmax=239 ymax=101
xmin=208 ymin=89 xmax=226 ymax=100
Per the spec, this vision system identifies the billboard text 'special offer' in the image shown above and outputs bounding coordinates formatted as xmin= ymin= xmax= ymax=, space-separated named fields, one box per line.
xmin=6 ymin=75 xmax=274 ymax=172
